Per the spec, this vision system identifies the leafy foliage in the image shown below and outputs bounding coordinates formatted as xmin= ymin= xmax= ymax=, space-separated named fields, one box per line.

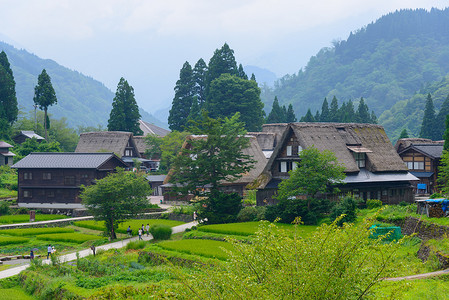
xmin=419 ymin=93 xmax=437 ymax=139
xmin=107 ymin=77 xmax=142 ymax=135
xmin=0 ymin=51 xmax=18 ymax=138
xmin=80 ymin=168 xmax=152 ymax=239
xmin=149 ymin=224 xmax=172 ymax=240
xmin=367 ymin=199 xmax=383 ymax=209
xmin=33 ymin=69 xmax=57 ymax=140
xmin=329 ymin=195 xmax=358 ymax=226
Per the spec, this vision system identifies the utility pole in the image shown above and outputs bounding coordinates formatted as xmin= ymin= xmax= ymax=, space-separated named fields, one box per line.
xmin=33 ymin=104 xmax=38 ymax=131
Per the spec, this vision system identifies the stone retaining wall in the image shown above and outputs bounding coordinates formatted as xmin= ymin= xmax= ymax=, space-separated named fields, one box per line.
xmin=391 ymin=216 xmax=449 ymax=240
xmin=417 ymin=245 xmax=449 ymax=269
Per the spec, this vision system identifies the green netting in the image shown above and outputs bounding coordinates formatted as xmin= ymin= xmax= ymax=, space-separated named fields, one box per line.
xmin=369 ymin=225 xmax=402 ymax=241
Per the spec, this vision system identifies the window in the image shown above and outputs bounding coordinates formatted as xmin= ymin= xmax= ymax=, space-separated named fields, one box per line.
xmin=64 ymin=176 xmax=75 ymax=185
xmin=24 ymin=190 xmax=32 ymax=198
xmin=406 ymin=161 xmax=424 ymax=170
xmin=125 ymin=149 xmax=132 ymax=156
xmin=48 ymin=191 xmax=55 ymax=197
xmin=292 ymin=162 xmax=297 ymax=171
xmin=24 ymin=172 xmax=32 ymax=180
xmin=298 ymin=146 xmax=303 ymax=153
xmin=279 ymin=161 xmax=287 ymax=173
xmin=286 ymin=145 xmax=292 ymax=156
xmin=354 ymin=153 xmax=366 ymax=168
xmin=81 ymin=174 xmax=89 ymax=179
xmin=43 ymin=172 xmax=51 ymax=180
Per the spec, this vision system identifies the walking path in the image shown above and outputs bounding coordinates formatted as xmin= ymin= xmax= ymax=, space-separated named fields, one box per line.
xmin=0 ymin=221 xmax=197 ymax=280
xmin=384 ymin=268 xmax=449 ymax=281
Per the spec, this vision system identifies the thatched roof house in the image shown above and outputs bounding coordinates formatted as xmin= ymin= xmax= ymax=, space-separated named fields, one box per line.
xmin=162 ymin=135 xmax=268 ymax=201
xmin=139 ymin=120 xmax=170 ymax=137
xmin=255 ymin=123 xmax=418 ymax=205
xmin=75 ymin=131 xmax=140 ymax=158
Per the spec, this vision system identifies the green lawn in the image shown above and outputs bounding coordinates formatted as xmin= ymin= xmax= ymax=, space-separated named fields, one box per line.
xmin=0 ymin=288 xmax=35 ymax=300
xmin=157 ymin=239 xmax=234 ymax=260
xmin=36 ymin=232 xmax=105 ymax=244
xmin=0 ymin=236 xmax=29 ymax=246
xmin=0 ymin=227 xmax=75 ymax=236
xmin=0 ymin=214 xmax=67 ymax=224
xmin=74 ymin=219 xmax=184 ymax=235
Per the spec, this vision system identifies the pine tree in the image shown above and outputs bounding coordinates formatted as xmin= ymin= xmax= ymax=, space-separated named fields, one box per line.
xmin=338 ymin=102 xmax=348 ymax=122
xmin=286 ymin=104 xmax=297 ymax=122
xmin=205 ymin=43 xmax=238 ymax=98
xmin=238 ymin=64 xmax=248 ymax=80
xmin=329 ymin=96 xmax=339 ymax=122
xmin=320 ymin=98 xmax=330 ymax=122
xmin=444 ymin=115 xmax=449 ymax=151
xmin=345 ymin=100 xmax=356 ymax=123
xmin=33 ymin=69 xmax=57 ymax=140
xmin=193 ymin=58 xmax=208 ymax=108
xmin=0 ymin=51 xmax=18 ymax=137
xmin=356 ymin=98 xmax=370 ymax=123
xmin=266 ymin=96 xmax=285 ymax=123
xmin=300 ymin=109 xmax=315 ymax=122
xmin=436 ymin=94 xmax=449 ymax=140
xmin=168 ymin=62 xmax=195 ymax=131
xmin=370 ymin=110 xmax=378 ymax=124
xmin=188 ymin=96 xmax=201 ymax=123
xmin=419 ymin=94 xmax=437 ymax=140
xmin=399 ymin=128 xmax=409 ymax=139
xmin=250 ymin=73 xmax=256 ymax=81
xmin=108 ymin=77 xmax=142 ymax=135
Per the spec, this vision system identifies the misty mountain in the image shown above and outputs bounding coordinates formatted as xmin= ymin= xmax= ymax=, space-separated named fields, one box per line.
xmin=0 ymin=41 xmax=167 ymax=130
xmin=244 ymin=65 xmax=277 ymax=87
xmin=262 ymin=8 xmax=449 ymax=138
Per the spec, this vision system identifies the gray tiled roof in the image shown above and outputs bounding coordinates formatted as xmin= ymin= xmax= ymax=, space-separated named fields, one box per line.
xmin=12 ymin=153 xmax=121 ymax=169
xmin=412 ymin=144 xmax=444 ymax=159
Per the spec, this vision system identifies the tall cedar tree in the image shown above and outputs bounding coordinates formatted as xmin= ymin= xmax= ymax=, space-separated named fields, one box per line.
xmin=286 ymin=104 xmax=297 ymax=122
xmin=168 ymin=62 xmax=195 ymax=131
xmin=419 ymin=93 xmax=436 ymax=140
xmin=356 ymin=98 xmax=371 ymax=123
xmin=436 ymin=94 xmax=449 ymax=140
xmin=444 ymin=115 xmax=449 ymax=151
xmin=266 ymin=97 xmax=285 ymax=123
xmin=33 ymin=69 xmax=57 ymax=140
xmin=300 ymin=109 xmax=315 ymax=122
xmin=399 ymin=128 xmax=409 ymax=139
xmin=205 ymin=43 xmax=238 ymax=98
xmin=108 ymin=77 xmax=142 ymax=135
xmin=193 ymin=58 xmax=208 ymax=108
xmin=320 ymin=98 xmax=330 ymax=122
xmin=250 ymin=73 xmax=256 ymax=81
xmin=329 ymin=96 xmax=339 ymax=122
xmin=238 ymin=64 xmax=248 ymax=80
xmin=207 ymin=74 xmax=264 ymax=131
xmin=169 ymin=112 xmax=255 ymax=198
xmin=0 ymin=51 xmax=18 ymax=137
xmin=343 ymin=100 xmax=356 ymax=122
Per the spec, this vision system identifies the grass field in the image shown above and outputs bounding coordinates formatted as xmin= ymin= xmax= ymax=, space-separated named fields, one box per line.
xmin=0 ymin=288 xmax=35 ymax=300
xmin=0 ymin=227 xmax=75 ymax=236
xmin=157 ymin=239 xmax=235 ymax=260
xmin=0 ymin=236 xmax=29 ymax=246
xmin=0 ymin=214 xmax=67 ymax=224
xmin=36 ymin=232 xmax=105 ymax=244
xmin=74 ymin=219 xmax=184 ymax=234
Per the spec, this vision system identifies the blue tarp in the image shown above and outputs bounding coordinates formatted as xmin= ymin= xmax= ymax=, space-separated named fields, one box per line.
xmin=417 ymin=183 xmax=427 ymax=189
xmin=423 ymin=199 xmax=449 ymax=213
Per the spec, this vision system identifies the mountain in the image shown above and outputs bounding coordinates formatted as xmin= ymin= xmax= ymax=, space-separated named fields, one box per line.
xmin=243 ymin=65 xmax=277 ymax=87
xmin=0 ymin=41 xmax=167 ymax=130
xmin=262 ymin=8 xmax=449 ymax=138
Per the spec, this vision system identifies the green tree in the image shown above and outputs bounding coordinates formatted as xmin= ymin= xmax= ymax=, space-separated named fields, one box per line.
xmin=107 ymin=77 xmax=142 ymax=135
xmin=250 ymin=73 xmax=256 ymax=81
xmin=207 ymin=74 xmax=264 ymax=131
xmin=399 ymin=128 xmax=409 ymax=139
xmin=356 ymin=97 xmax=371 ymax=123
xmin=179 ymin=218 xmax=403 ymax=299
xmin=169 ymin=112 xmax=255 ymax=223
xmin=286 ymin=104 xmax=297 ymax=122
xmin=237 ymin=64 xmax=248 ymax=80
xmin=419 ymin=93 xmax=436 ymax=139
xmin=266 ymin=96 xmax=285 ymax=123
xmin=320 ymin=98 xmax=330 ymax=122
xmin=276 ymin=147 xmax=346 ymax=210
xmin=342 ymin=100 xmax=356 ymax=123
xmin=329 ymin=96 xmax=339 ymax=122
xmin=81 ymin=168 xmax=152 ymax=239
xmin=33 ymin=69 xmax=57 ymax=140
xmin=168 ymin=62 xmax=195 ymax=131
xmin=205 ymin=43 xmax=238 ymax=97
xmin=436 ymin=94 xmax=449 ymax=140
xmin=145 ymin=131 xmax=190 ymax=172
xmin=300 ymin=109 xmax=315 ymax=122
xmin=13 ymin=138 xmax=61 ymax=162
xmin=0 ymin=51 xmax=18 ymax=138
xmin=443 ymin=115 xmax=449 ymax=151
xmin=193 ymin=58 xmax=208 ymax=108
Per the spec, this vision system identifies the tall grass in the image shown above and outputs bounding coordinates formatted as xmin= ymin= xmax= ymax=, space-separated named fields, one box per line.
xmin=0 ymin=236 xmax=29 ymax=246
xmin=0 ymin=227 xmax=75 ymax=236
xmin=0 ymin=214 xmax=68 ymax=224
xmin=157 ymin=239 xmax=234 ymax=260
xmin=36 ymin=233 xmax=104 ymax=244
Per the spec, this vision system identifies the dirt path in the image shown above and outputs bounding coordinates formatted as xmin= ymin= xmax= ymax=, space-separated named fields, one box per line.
xmin=384 ymin=268 xmax=449 ymax=281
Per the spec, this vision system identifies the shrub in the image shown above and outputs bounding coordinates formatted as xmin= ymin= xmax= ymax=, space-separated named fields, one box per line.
xmin=399 ymin=201 xmax=409 ymax=207
xmin=265 ymin=198 xmax=329 ymax=225
xmin=430 ymin=193 xmax=443 ymax=199
xmin=126 ymin=240 xmax=146 ymax=250
xmin=237 ymin=206 xmax=266 ymax=222
xmin=0 ymin=201 xmax=10 ymax=215
xmin=171 ymin=205 xmax=195 ymax=215
xmin=330 ymin=195 xmax=357 ymax=226
xmin=366 ymin=199 xmax=383 ymax=209
xmin=199 ymin=192 xmax=242 ymax=224
xmin=150 ymin=224 xmax=172 ymax=240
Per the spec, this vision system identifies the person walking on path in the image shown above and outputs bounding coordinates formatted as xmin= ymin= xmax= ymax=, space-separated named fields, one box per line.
xmin=127 ymin=226 xmax=132 ymax=237
xmin=138 ymin=228 xmax=143 ymax=240
xmin=30 ymin=250 xmax=34 ymax=261
xmin=193 ymin=211 xmax=197 ymax=222
xmin=47 ymin=244 xmax=52 ymax=259
xmin=145 ymin=224 xmax=150 ymax=236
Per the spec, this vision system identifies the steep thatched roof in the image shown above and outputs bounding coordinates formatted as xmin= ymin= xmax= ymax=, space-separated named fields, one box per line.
xmin=139 ymin=120 xmax=170 ymax=137
xmin=247 ymin=132 xmax=276 ymax=150
xmin=262 ymin=123 xmax=288 ymax=145
xmin=133 ymin=136 xmax=149 ymax=155
xmin=75 ymin=131 xmax=140 ymax=157
xmin=395 ymin=138 xmax=444 ymax=153
xmin=163 ymin=135 xmax=267 ymax=186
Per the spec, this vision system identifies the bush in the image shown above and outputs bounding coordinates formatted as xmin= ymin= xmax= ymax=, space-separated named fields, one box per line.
xmin=150 ymin=224 xmax=172 ymax=240
xmin=330 ymin=195 xmax=357 ymax=226
xmin=171 ymin=205 xmax=195 ymax=215
xmin=399 ymin=201 xmax=409 ymax=207
xmin=0 ymin=201 xmax=10 ymax=215
xmin=199 ymin=192 xmax=242 ymax=224
xmin=430 ymin=193 xmax=443 ymax=199
xmin=366 ymin=199 xmax=383 ymax=209
xmin=236 ymin=206 xmax=266 ymax=222
xmin=126 ymin=240 xmax=147 ymax=250
xmin=265 ymin=198 xmax=329 ymax=225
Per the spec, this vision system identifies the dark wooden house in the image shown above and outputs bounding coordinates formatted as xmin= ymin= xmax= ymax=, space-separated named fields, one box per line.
xmin=255 ymin=123 xmax=418 ymax=206
xmin=12 ymin=152 xmax=127 ymax=210
xmin=395 ymin=138 xmax=444 ymax=195
xmin=0 ymin=141 xmax=15 ymax=166
xmin=12 ymin=131 xmax=45 ymax=144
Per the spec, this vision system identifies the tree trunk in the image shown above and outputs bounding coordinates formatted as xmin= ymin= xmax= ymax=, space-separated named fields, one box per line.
xmin=44 ymin=108 xmax=48 ymax=141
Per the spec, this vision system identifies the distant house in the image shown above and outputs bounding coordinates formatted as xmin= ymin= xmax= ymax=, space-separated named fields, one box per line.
xmin=0 ymin=141 xmax=15 ymax=166
xmin=395 ymin=138 xmax=444 ymax=195
xmin=139 ymin=120 xmax=170 ymax=137
xmin=75 ymin=131 xmax=143 ymax=168
xmin=161 ymin=135 xmax=267 ymax=202
xmin=255 ymin=123 xmax=418 ymax=205
xmin=12 ymin=131 xmax=45 ymax=144
xmin=135 ymin=121 xmax=170 ymax=170
xmin=12 ymin=152 xmax=127 ymax=210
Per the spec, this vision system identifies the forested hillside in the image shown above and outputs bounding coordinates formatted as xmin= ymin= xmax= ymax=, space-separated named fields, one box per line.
xmin=262 ymin=8 xmax=449 ymax=139
xmin=0 ymin=41 xmax=165 ymax=129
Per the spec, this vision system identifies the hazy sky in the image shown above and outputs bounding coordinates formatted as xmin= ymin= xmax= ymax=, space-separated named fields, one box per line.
xmin=0 ymin=0 xmax=447 ymax=115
